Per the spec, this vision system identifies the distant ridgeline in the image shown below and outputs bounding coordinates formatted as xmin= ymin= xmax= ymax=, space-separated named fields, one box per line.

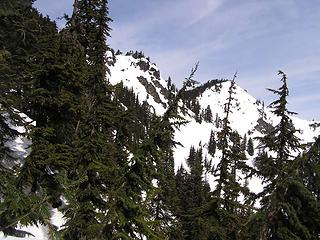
xmin=181 ymin=79 xmax=227 ymax=100
xmin=1 ymin=0 xmax=320 ymax=240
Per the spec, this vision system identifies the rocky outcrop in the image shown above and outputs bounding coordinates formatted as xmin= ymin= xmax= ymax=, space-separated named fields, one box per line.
xmin=137 ymin=76 xmax=166 ymax=108
xmin=254 ymin=117 xmax=274 ymax=134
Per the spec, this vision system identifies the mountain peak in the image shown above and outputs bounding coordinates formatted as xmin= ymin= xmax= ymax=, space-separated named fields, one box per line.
xmin=109 ymin=52 xmax=170 ymax=115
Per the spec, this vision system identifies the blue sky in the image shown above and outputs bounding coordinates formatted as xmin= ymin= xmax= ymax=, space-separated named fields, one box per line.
xmin=34 ymin=0 xmax=320 ymax=120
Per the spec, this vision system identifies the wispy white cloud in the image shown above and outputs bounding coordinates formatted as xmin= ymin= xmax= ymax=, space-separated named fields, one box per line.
xmin=36 ymin=0 xmax=320 ymax=120
xmin=184 ymin=0 xmax=223 ymax=26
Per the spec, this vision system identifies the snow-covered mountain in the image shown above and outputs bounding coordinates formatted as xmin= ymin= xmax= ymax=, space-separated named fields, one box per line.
xmin=108 ymin=51 xmax=170 ymax=115
xmin=108 ymin=52 xmax=320 ymax=193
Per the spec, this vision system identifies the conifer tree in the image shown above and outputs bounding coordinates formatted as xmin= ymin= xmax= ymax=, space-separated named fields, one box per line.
xmin=0 ymin=0 xmax=36 ymax=111
xmin=298 ymin=137 xmax=320 ymax=200
xmin=190 ymin=99 xmax=202 ymax=123
xmin=0 ymin=0 xmax=24 ymax=191
xmin=61 ymin=1 xmax=157 ymax=238
xmin=0 ymin=113 xmax=22 ymax=237
xmin=247 ymin=137 xmax=254 ymax=156
xmin=214 ymin=76 xmax=251 ymax=239
xmin=204 ymin=154 xmax=213 ymax=180
xmin=215 ymin=113 xmax=221 ymax=128
xmin=254 ymin=71 xmax=300 ymax=183
xmin=0 ymin=1 xmax=68 ymax=236
xmin=247 ymin=71 xmax=318 ymax=240
xmin=175 ymin=146 xmax=213 ymax=240
xmin=241 ymin=134 xmax=247 ymax=152
xmin=208 ymin=130 xmax=216 ymax=157
xmin=203 ymin=105 xmax=213 ymax=123
xmin=292 ymin=137 xmax=320 ymax=238
xmin=150 ymin=151 xmax=180 ymax=239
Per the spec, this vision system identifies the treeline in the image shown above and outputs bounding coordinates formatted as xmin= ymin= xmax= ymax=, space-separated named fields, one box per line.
xmin=171 ymin=74 xmax=320 ymax=239
xmin=0 ymin=0 xmax=178 ymax=239
xmin=0 ymin=1 xmax=320 ymax=240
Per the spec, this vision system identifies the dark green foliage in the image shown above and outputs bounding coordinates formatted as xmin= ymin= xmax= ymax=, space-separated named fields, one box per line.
xmin=208 ymin=130 xmax=216 ymax=157
xmin=167 ymin=77 xmax=177 ymax=105
xmin=0 ymin=113 xmax=23 ymax=236
xmin=204 ymin=155 xmax=213 ymax=179
xmin=247 ymin=71 xmax=318 ymax=240
xmin=175 ymin=147 xmax=215 ymax=240
xmin=132 ymin=50 xmax=145 ymax=59
xmin=2 ymin=0 xmax=320 ymax=238
xmin=214 ymin=78 xmax=252 ymax=239
xmin=255 ymin=71 xmax=301 ymax=183
xmin=261 ymin=71 xmax=300 ymax=165
xmin=14 ymin=13 xmax=88 ymax=231
xmin=182 ymin=79 xmax=226 ymax=101
xmin=113 ymin=83 xmax=154 ymax=134
xmin=298 ymin=137 xmax=320 ymax=200
xmin=0 ymin=1 xmax=67 ymax=236
xmin=203 ymin=105 xmax=213 ymax=123
xmin=60 ymin=1 xmax=163 ymax=238
xmin=241 ymin=134 xmax=247 ymax=152
xmin=0 ymin=0 xmax=43 ymax=111
xmin=247 ymin=137 xmax=254 ymax=156
xmin=215 ymin=79 xmax=248 ymax=201
xmin=190 ymin=100 xmax=202 ymax=123
xmin=215 ymin=113 xmax=221 ymax=128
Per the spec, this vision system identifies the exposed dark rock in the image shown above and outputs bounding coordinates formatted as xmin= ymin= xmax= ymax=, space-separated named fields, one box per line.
xmin=254 ymin=117 xmax=274 ymax=134
xmin=137 ymin=60 xmax=150 ymax=72
xmin=310 ymin=122 xmax=320 ymax=131
xmin=150 ymin=67 xmax=160 ymax=79
xmin=137 ymin=76 xmax=166 ymax=108
xmin=153 ymin=80 xmax=170 ymax=100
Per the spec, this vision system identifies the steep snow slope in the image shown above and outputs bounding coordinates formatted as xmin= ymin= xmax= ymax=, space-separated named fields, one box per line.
xmin=107 ymin=54 xmax=320 ymax=193
xmin=174 ymin=81 xmax=320 ymax=168
xmin=108 ymin=53 xmax=169 ymax=115
xmin=173 ymin=81 xmax=320 ymax=192
xmin=107 ymin=54 xmax=320 ymax=170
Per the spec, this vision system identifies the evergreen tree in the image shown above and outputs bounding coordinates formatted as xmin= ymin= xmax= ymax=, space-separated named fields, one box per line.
xmin=208 ymin=130 xmax=216 ymax=157
xmin=150 ymin=151 xmax=180 ymax=239
xmin=214 ymin=77 xmax=252 ymax=239
xmin=215 ymin=113 xmax=221 ymax=128
xmin=247 ymin=137 xmax=254 ymax=156
xmin=247 ymin=71 xmax=318 ymax=240
xmin=0 ymin=0 xmax=25 ymax=203
xmin=5 ymin=1 xmax=320 ymax=238
xmin=0 ymin=112 xmax=23 ymax=237
xmin=192 ymin=100 xmax=202 ymax=123
xmin=175 ymin=146 xmax=214 ymax=240
xmin=203 ymin=105 xmax=213 ymax=123
xmin=0 ymin=1 xmax=68 ymax=236
xmin=289 ymin=137 xmax=320 ymax=238
xmin=298 ymin=137 xmax=320 ymax=200
xmin=204 ymin=154 xmax=213 ymax=181
xmin=60 ymin=1 xmax=161 ymax=238
xmin=254 ymin=71 xmax=300 ymax=183
xmin=241 ymin=134 xmax=247 ymax=152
